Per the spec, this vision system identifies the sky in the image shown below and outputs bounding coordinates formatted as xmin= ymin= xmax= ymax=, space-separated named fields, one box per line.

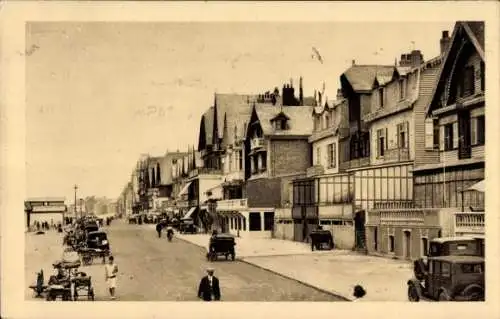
xmin=25 ymin=21 xmax=455 ymax=201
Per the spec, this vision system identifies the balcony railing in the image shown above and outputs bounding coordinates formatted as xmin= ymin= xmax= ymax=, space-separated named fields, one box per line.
xmin=250 ymin=137 xmax=265 ymax=150
xmin=339 ymin=157 xmax=370 ymax=170
xmin=216 ymin=198 xmax=248 ymax=211
xmin=306 ymin=165 xmax=325 ymax=177
xmin=379 ymin=148 xmax=410 ymax=163
xmin=453 ymin=212 xmax=484 ymax=236
xmin=378 ymin=209 xmax=426 ymax=226
xmin=189 ymin=167 xmax=222 ymax=178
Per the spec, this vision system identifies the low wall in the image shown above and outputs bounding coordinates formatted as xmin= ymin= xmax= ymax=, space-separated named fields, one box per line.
xmin=321 ymin=225 xmax=354 ymax=250
xmin=273 ymin=222 xmax=294 ymax=241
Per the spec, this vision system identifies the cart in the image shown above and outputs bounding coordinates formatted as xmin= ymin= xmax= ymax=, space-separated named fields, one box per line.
xmin=206 ymin=233 xmax=236 ymax=261
xmin=72 ymin=272 xmax=95 ymax=301
xmin=79 ymin=247 xmax=108 ymax=265
xmin=310 ymin=230 xmax=334 ymax=251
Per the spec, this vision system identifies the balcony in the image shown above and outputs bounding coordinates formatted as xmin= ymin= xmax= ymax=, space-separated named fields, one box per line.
xmin=216 ymin=198 xmax=248 ymax=211
xmin=453 ymin=212 xmax=484 ymax=236
xmin=339 ymin=157 xmax=370 ymax=170
xmin=189 ymin=167 xmax=222 ymax=178
xmin=379 ymin=148 xmax=410 ymax=163
xmin=306 ymin=165 xmax=325 ymax=177
xmin=250 ymin=137 xmax=265 ymax=150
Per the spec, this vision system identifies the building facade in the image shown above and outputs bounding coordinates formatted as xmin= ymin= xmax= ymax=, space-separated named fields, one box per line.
xmin=25 ymin=197 xmax=67 ymax=229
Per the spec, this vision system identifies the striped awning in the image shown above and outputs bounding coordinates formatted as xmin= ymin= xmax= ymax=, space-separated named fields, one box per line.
xmin=181 ymin=207 xmax=196 ymax=220
xmin=178 ymin=182 xmax=192 ymax=197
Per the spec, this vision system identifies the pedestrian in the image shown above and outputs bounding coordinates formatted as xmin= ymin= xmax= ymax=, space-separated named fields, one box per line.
xmin=156 ymin=222 xmax=163 ymax=238
xmin=197 ymin=267 xmax=221 ymax=301
xmin=104 ymin=255 xmax=119 ymax=300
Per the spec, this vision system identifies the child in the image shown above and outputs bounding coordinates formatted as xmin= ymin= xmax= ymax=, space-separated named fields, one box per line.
xmin=104 ymin=255 xmax=118 ymax=300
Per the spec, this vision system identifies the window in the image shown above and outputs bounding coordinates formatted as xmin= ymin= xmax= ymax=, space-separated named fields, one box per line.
xmin=242 ymin=217 xmax=246 ymax=231
xmin=377 ymin=128 xmax=386 ymax=157
xmin=397 ymin=122 xmax=408 ymax=148
xmin=249 ymin=212 xmax=261 ymax=231
xmin=316 ymin=147 xmax=321 ymax=165
xmin=399 ymin=79 xmax=406 ymax=100
xmin=477 ymin=115 xmax=485 ymax=145
xmin=441 ymin=262 xmax=451 ymax=277
xmin=261 ymin=153 xmax=267 ymax=170
xmin=389 ymin=235 xmax=395 ymax=252
xmin=433 ymin=119 xmax=440 ymax=149
xmin=421 ymin=237 xmax=428 ymax=257
xmin=480 ymin=61 xmax=485 ymax=92
xmin=379 ymin=88 xmax=385 ymax=107
xmin=459 ymin=66 xmax=475 ymax=98
xmin=327 ymin=143 xmax=336 ymax=168
xmin=461 ymin=263 xmax=483 ymax=274
xmin=264 ymin=212 xmax=274 ymax=231
xmin=238 ymin=150 xmax=243 ymax=170
xmin=314 ymin=117 xmax=321 ymax=131
xmin=325 ymin=113 xmax=330 ymax=128
xmin=444 ymin=123 xmax=454 ymax=151
xmin=230 ymin=218 xmax=234 ymax=229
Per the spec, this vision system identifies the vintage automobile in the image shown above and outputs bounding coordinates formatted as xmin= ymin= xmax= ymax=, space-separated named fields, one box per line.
xmin=309 ymin=229 xmax=334 ymax=251
xmin=180 ymin=219 xmax=197 ymax=234
xmin=206 ymin=233 xmax=236 ymax=261
xmin=407 ymin=255 xmax=484 ymax=301
xmin=428 ymin=236 xmax=484 ymax=258
xmin=86 ymin=231 xmax=110 ymax=252
xmin=84 ymin=222 xmax=99 ymax=234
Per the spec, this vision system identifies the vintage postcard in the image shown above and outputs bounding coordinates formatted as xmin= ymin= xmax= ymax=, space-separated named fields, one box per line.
xmin=1 ymin=1 xmax=499 ymax=319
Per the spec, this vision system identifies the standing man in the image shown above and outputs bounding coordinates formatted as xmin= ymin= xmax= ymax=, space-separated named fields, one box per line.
xmin=156 ymin=221 xmax=163 ymax=238
xmin=104 ymin=255 xmax=119 ymax=300
xmin=197 ymin=267 xmax=221 ymax=301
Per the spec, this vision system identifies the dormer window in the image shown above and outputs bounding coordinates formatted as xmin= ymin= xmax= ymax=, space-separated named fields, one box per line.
xmin=271 ymin=112 xmax=290 ymax=131
xmin=399 ymin=79 xmax=406 ymax=100
xmin=275 ymin=119 xmax=287 ymax=130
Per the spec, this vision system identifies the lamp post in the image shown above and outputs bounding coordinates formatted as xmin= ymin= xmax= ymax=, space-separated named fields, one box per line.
xmin=74 ymin=184 xmax=78 ymax=219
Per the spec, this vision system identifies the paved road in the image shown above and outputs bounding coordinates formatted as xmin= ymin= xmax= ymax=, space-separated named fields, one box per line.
xmin=26 ymin=220 xmax=343 ymax=301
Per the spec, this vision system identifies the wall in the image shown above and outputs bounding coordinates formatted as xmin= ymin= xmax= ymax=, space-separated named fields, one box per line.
xmin=274 ymin=222 xmax=294 ymax=240
xmin=317 ymin=173 xmax=353 ymax=204
xmin=246 ymin=177 xmax=281 ymax=208
xmin=270 ymin=139 xmax=310 ymax=177
xmin=370 ymin=110 xmax=414 ymax=165
xmin=312 ymin=136 xmax=339 ymax=174
xmin=366 ymin=225 xmax=441 ymax=260
xmin=320 ymin=224 xmax=354 ymax=249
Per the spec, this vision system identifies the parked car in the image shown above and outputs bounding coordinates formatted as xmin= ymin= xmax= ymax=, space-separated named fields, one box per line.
xmin=309 ymin=229 xmax=334 ymax=251
xmin=206 ymin=233 xmax=236 ymax=261
xmin=86 ymin=231 xmax=110 ymax=253
xmin=407 ymin=255 xmax=484 ymax=301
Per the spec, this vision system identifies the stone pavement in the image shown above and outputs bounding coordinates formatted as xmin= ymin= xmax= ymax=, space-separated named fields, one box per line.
xmin=176 ymin=232 xmax=412 ymax=301
xmin=176 ymin=232 xmax=336 ymax=258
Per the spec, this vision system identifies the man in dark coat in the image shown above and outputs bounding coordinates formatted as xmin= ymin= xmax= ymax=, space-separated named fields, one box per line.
xmin=197 ymin=267 xmax=220 ymax=301
xmin=156 ymin=222 xmax=163 ymax=238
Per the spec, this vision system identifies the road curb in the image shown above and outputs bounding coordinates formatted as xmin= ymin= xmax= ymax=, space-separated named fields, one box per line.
xmin=176 ymin=236 xmax=352 ymax=301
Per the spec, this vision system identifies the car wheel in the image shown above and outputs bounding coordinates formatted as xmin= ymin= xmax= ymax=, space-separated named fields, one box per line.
xmin=438 ymin=291 xmax=451 ymax=301
xmin=408 ymin=284 xmax=420 ymax=302
xmin=231 ymin=253 xmax=235 ymax=261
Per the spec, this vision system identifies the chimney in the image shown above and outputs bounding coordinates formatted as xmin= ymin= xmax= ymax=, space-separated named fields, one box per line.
xmin=336 ymin=88 xmax=343 ymax=100
xmin=410 ymin=50 xmax=423 ymax=67
xmin=299 ymin=76 xmax=304 ymax=105
xmin=440 ymin=30 xmax=451 ymax=55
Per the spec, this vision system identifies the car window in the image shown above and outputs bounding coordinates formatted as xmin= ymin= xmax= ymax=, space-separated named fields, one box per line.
xmin=461 ymin=263 xmax=483 ymax=274
xmin=441 ymin=262 xmax=451 ymax=277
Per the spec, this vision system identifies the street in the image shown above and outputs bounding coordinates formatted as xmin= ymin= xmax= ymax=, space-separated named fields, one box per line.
xmin=25 ymin=220 xmax=343 ymax=301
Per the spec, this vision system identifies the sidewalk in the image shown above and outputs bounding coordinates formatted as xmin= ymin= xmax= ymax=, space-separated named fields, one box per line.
xmin=176 ymin=233 xmax=338 ymax=258
xmin=177 ymin=232 xmax=412 ymax=301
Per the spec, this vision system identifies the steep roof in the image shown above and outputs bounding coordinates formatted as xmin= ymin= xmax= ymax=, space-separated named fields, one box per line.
xmin=425 ymin=21 xmax=485 ymax=116
xmin=214 ymin=93 xmax=257 ymax=146
xmin=214 ymin=93 xmax=258 ymax=144
xmin=342 ymin=65 xmax=396 ymax=92
xmin=201 ymin=106 xmax=214 ymax=146
xmin=254 ymin=104 xmax=313 ymax=137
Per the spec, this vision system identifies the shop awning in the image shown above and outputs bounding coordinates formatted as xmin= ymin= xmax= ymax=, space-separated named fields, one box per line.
xmin=464 ymin=180 xmax=485 ymax=193
xmin=181 ymin=207 xmax=196 ymax=220
xmin=219 ymin=211 xmax=244 ymax=218
xmin=178 ymin=182 xmax=192 ymax=197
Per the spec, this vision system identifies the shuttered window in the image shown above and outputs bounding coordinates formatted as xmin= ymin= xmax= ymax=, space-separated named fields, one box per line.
xmin=472 ymin=115 xmax=485 ymax=145
xmin=444 ymin=123 xmax=454 ymax=151
xmin=327 ymin=143 xmax=336 ymax=168
xmin=452 ymin=122 xmax=459 ymax=149
xmin=425 ymin=118 xmax=434 ymax=149
xmin=377 ymin=128 xmax=386 ymax=157
xmin=397 ymin=122 xmax=409 ymax=148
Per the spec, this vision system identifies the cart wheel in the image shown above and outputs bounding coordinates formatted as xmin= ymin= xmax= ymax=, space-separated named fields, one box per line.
xmin=225 ymin=254 xmax=228 ymax=260
xmin=210 ymin=253 xmax=216 ymax=262
xmin=206 ymin=253 xmax=209 ymax=261
xmin=408 ymin=284 xmax=420 ymax=302
xmin=74 ymin=290 xmax=79 ymax=301
xmin=88 ymin=288 xmax=95 ymax=301
xmin=231 ymin=253 xmax=235 ymax=261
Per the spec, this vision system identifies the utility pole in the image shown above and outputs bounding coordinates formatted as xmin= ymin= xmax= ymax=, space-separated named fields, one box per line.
xmin=74 ymin=184 xmax=78 ymax=219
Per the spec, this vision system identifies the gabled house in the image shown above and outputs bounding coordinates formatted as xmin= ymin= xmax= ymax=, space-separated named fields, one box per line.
xmin=414 ymin=21 xmax=485 ymax=211
xmin=365 ymin=23 xmax=485 ymax=261
xmin=244 ymin=101 xmax=313 ymax=238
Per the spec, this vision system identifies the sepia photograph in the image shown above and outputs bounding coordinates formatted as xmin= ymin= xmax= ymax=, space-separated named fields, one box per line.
xmin=1 ymin=2 xmax=499 ymax=319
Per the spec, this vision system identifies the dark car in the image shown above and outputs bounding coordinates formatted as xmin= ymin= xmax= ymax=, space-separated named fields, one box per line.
xmin=86 ymin=231 xmax=110 ymax=253
xmin=207 ymin=233 xmax=236 ymax=261
xmin=408 ymin=255 xmax=484 ymax=302
xmin=84 ymin=222 xmax=99 ymax=234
